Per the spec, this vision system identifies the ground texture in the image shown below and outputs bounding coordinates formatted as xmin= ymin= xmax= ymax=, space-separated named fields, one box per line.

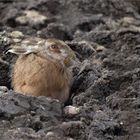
xmin=0 ymin=0 xmax=140 ymax=139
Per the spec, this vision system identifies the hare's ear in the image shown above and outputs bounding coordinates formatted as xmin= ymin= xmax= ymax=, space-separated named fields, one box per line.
xmin=6 ymin=47 xmax=37 ymax=55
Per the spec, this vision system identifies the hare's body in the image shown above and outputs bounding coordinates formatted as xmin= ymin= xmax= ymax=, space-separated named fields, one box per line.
xmin=8 ymin=38 xmax=76 ymax=103
xmin=13 ymin=54 xmax=72 ymax=102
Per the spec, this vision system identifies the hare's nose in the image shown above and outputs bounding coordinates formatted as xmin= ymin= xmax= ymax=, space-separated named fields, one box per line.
xmin=60 ymin=49 xmax=68 ymax=58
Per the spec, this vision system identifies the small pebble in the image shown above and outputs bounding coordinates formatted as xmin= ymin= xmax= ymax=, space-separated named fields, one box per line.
xmin=0 ymin=86 xmax=8 ymax=92
xmin=64 ymin=105 xmax=80 ymax=115
xmin=96 ymin=45 xmax=106 ymax=52
xmin=10 ymin=31 xmax=24 ymax=38
xmin=16 ymin=10 xmax=47 ymax=25
xmin=46 ymin=131 xmax=55 ymax=136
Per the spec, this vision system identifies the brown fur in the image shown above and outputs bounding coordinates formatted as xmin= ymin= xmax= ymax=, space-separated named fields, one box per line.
xmin=12 ymin=53 xmax=72 ymax=103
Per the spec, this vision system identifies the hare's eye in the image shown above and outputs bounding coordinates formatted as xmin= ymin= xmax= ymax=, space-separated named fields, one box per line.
xmin=50 ymin=44 xmax=59 ymax=50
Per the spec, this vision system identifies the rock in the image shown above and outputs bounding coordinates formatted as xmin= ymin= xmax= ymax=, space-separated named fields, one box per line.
xmin=0 ymin=86 xmax=8 ymax=94
xmin=96 ymin=45 xmax=106 ymax=52
xmin=16 ymin=10 xmax=47 ymax=28
xmin=64 ymin=105 xmax=80 ymax=116
xmin=10 ymin=31 xmax=24 ymax=39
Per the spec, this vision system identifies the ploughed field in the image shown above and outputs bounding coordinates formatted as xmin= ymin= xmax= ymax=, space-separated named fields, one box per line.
xmin=0 ymin=0 xmax=140 ymax=139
